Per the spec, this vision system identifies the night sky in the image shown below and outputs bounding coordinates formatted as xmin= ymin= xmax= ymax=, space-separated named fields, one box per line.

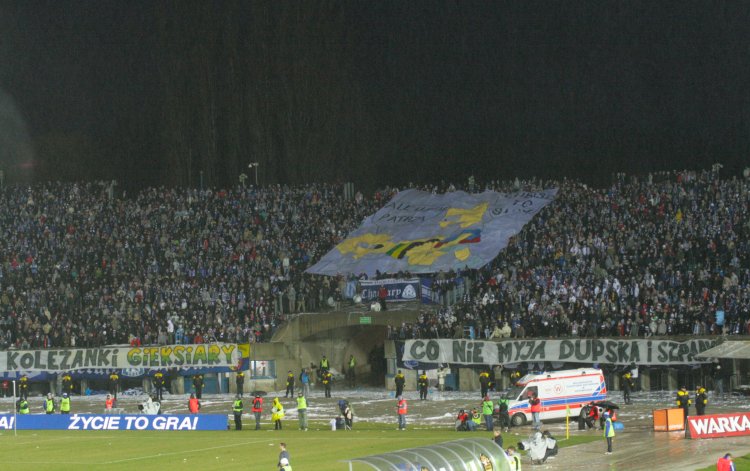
xmin=2 ymin=1 xmax=749 ymax=191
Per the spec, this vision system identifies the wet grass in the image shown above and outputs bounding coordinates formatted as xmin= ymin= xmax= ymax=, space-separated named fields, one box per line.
xmin=696 ymin=452 xmax=750 ymax=471
xmin=0 ymin=420 xmax=600 ymax=470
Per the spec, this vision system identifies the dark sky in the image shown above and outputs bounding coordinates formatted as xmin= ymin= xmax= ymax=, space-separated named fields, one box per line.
xmin=2 ymin=1 xmax=749 ymax=191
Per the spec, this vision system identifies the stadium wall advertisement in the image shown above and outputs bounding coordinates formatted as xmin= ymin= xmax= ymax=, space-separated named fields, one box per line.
xmin=403 ymin=338 xmax=719 ymax=365
xmin=0 ymin=343 xmax=250 ymax=374
xmin=687 ymin=412 xmax=750 ymax=439
xmin=0 ymin=414 xmax=227 ymax=431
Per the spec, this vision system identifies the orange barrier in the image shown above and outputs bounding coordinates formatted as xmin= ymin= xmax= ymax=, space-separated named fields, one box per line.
xmin=653 ymin=408 xmax=685 ymax=431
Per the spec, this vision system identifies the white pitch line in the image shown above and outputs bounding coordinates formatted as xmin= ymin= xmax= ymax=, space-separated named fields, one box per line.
xmin=102 ymin=438 xmax=271 ymax=464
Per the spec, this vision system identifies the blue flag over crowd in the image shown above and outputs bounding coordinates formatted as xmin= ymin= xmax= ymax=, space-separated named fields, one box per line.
xmin=307 ymin=189 xmax=557 ymax=276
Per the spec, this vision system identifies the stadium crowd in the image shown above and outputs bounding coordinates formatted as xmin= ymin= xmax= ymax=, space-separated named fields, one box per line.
xmin=1 ymin=166 xmax=748 ymax=351
xmin=396 ymin=168 xmax=750 ymax=341
xmin=0 ymin=182 xmax=388 ymax=349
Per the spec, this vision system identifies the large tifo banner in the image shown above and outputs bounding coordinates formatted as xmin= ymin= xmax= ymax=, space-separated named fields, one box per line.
xmin=360 ymin=278 xmax=420 ymax=303
xmin=0 ymin=343 xmax=250 ymax=374
xmin=0 ymin=414 xmax=227 ymax=431
xmin=688 ymin=412 xmax=750 ymax=439
xmin=403 ymin=338 xmax=719 ymax=366
xmin=307 ymin=189 xmax=558 ymax=276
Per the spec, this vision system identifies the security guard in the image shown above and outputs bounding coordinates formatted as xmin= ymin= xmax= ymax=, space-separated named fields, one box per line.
xmin=44 ymin=393 xmax=55 ymax=414
xmin=18 ymin=375 xmax=29 ymax=400
xmin=285 ymin=370 xmax=295 ymax=398
xmin=621 ymin=372 xmax=633 ymax=404
xmin=59 ymin=393 xmax=71 ymax=414
xmin=676 ymin=386 xmax=691 ymax=420
xmin=61 ymin=372 xmax=74 ymax=395
xmin=479 ymin=370 xmax=491 ymax=398
xmin=418 ymin=371 xmax=428 ymax=400
xmin=296 ymin=392 xmax=308 ymax=431
xmin=232 ymin=395 xmax=243 ymax=430
xmin=236 ymin=371 xmax=245 ymax=397
xmin=153 ymin=371 xmax=165 ymax=401
xmin=394 ymin=370 xmax=405 ymax=397
xmin=322 ymin=371 xmax=333 ymax=398
xmin=193 ymin=374 xmax=204 ymax=399
xmin=695 ymin=386 xmax=708 ymax=416
xmin=17 ymin=398 xmax=30 ymax=415
xmin=320 ymin=355 xmax=330 ymax=373
xmin=251 ymin=393 xmax=263 ymax=430
xmin=109 ymin=371 xmax=120 ymax=399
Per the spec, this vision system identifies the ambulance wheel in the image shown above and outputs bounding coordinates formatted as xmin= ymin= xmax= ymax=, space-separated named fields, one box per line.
xmin=511 ymin=413 xmax=527 ymax=426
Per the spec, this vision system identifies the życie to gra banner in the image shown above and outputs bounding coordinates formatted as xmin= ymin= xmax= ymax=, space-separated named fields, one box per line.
xmin=307 ymin=189 xmax=558 ymax=276
xmin=0 ymin=343 xmax=250 ymax=374
xmin=0 ymin=414 xmax=227 ymax=431
xmin=402 ymin=338 xmax=718 ymax=365
xmin=688 ymin=412 xmax=750 ymax=439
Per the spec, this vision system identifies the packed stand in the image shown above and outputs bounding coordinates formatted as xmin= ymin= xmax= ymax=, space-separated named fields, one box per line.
xmin=406 ymin=169 xmax=750 ymax=340
xmin=0 ymin=182 xmax=388 ymax=349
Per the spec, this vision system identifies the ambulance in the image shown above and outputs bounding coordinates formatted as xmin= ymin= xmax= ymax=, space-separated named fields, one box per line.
xmin=503 ymin=368 xmax=606 ymax=426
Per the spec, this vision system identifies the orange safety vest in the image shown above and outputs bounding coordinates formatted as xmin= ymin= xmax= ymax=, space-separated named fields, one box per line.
xmin=530 ymin=398 xmax=542 ymax=413
xmin=252 ymin=397 xmax=263 ymax=413
xmin=398 ymin=399 xmax=407 ymax=415
xmin=189 ymin=398 xmax=200 ymax=413
xmin=105 ymin=398 xmax=114 ymax=409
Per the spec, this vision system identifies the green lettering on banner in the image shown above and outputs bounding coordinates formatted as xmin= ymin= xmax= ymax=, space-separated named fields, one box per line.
xmin=497 ymin=342 xmax=513 ymax=363
xmin=574 ymin=340 xmax=590 ymax=361
xmin=85 ymin=349 xmax=97 ymax=368
xmin=559 ymin=340 xmax=573 ymax=360
xmin=20 ymin=353 xmax=33 ymax=369
xmin=208 ymin=345 xmax=220 ymax=364
xmin=616 ymin=342 xmax=629 ymax=363
xmin=676 ymin=343 xmax=690 ymax=362
xmin=453 ymin=341 xmax=467 ymax=363
xmin=425 ymin=340 xmax=440 ymax=361
xmin=592 ymin=340 xmax=605 ymax=361
xmin=359 ymin=316 xmax=372 ymax=325
xmin=529 ymin=341 xmax=545 ymax=360
xmin=48 ymin=351 xmax=59 ymax=370
xmin=149 ymin=347 xmax=159 ymax=366
xmin=410 ymin=340 xmax=426 ymax=360
xmin=630 ymin=342 xmax=640 ymax=363
xmin=34 ymin=351 xmax=47 ymax=370
xmin=470 ymin=342 xmax=485 ymax=363
xmin=61 ymin=350 xmax=72 ymax=369
xmin=605 ymin=341 xmax=618 ymax=363
xmin=193 ymin=345 xmax=208 ymax=364
xmin=221 ymin=345 xmax=235 ymax=363
xmin=657 ymin=343 xmax=668 ymax=363
xmin=71 ymin=350 xmax=83 ymax=369
xmin=173 ymin=346 xmax=185 ymax=365
xmin=7 ymin=352 xmax=18 ymax=370
xmin=160 ymin=347 xmax=173 ymax=366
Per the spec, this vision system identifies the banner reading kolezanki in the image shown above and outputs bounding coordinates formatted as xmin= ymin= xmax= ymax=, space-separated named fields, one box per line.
xmin=403 ymin=338 xmax=719 ymax=366
xmin=0 ymin=343 xmax=250 ymax=373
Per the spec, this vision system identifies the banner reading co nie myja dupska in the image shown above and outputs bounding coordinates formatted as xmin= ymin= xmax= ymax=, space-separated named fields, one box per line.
xmin=0 ymin=343 xmax=250 ymax=374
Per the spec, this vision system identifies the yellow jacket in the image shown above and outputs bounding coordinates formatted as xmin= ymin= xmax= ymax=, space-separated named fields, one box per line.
xmin=271 ymin=398 xmax=285 ymax=421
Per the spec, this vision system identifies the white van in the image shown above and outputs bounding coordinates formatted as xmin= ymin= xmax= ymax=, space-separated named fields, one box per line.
xmin=504 ymin=368 xmax=606 ymax=426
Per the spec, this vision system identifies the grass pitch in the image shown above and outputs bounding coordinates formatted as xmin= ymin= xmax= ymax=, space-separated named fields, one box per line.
xmin=0 ymin=420 xmax=599 ymax=470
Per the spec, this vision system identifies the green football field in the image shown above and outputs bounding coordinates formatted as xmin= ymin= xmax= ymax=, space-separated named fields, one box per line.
xmin=0 ymin=421 xmax=599 ymax=470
